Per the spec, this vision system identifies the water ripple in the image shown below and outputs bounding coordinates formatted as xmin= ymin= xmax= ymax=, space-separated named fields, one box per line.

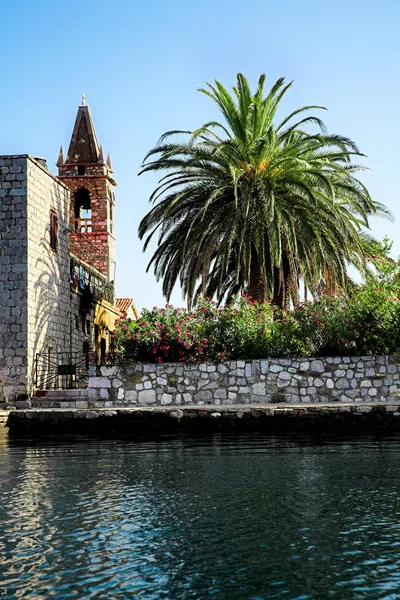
xmin=1 ymin=434 xmax=400 ymax=598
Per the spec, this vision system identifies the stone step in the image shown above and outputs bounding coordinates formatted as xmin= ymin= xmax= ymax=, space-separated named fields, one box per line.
xmin=31 ymin=399 xmax=90 ymax=409
xmin=31 ymin=398 xmax=114 ymax=409
xmin=34 ymin=389 xmax=89 ymax=399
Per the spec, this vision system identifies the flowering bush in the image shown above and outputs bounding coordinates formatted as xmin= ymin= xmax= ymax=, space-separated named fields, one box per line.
xmin=112 ymin=239 xmax=400 ymax=363
xmin=112 ymin=296 xmax=274 ymax=363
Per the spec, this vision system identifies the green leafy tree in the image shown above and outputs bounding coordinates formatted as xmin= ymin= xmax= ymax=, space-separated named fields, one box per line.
xmin=139 ymin=74 xmax=389 ymax=308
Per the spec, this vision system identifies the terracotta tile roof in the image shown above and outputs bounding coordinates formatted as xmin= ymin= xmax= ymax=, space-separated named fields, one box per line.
xmin=116 ymin=298 xmax=139 ymax=319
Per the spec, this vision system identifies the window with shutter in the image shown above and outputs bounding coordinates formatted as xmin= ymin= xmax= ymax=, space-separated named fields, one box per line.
xmin=50 ymin=210 xmax=58 ymax=251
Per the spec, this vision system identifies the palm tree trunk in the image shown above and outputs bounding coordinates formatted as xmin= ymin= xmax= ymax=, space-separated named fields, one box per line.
xmin=272 ymin=267 xmax=284 ymax=308
xmin=272 ymin=254 xmax=291 ymax=309
xmin=247 ymin=246 xmax=267 ymax=302
xmin=283 ymin=273 xmax=291 ymax=311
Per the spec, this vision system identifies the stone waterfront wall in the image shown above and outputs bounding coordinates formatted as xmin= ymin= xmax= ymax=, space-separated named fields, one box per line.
xmin=88 ymin=355 xmax=400 ymax=407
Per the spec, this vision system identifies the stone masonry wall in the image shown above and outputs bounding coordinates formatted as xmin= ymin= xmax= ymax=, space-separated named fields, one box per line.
xmin=0 ymin=156 xmax=29 ymax=402
xmin=0 ymin=155 xmax=96 ymax=405
xmin=88 ymin=355 xmax=400 ymax=407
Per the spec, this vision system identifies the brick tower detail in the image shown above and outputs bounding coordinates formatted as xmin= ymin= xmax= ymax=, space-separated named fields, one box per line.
xmin=57 ymin=100 xmax=116 ymax=282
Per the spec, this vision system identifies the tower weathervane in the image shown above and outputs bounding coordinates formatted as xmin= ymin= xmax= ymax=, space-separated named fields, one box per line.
xmin=81 ymin=93 xmax=87 ymax=106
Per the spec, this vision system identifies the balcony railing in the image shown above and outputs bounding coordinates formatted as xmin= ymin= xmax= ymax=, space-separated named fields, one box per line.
xmin=70 ymin=255 xmax=115 ymax=305
xmin=74 ymin=218 xmax=92 ymax=233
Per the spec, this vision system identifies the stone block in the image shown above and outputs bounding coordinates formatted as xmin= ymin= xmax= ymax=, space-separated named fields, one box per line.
xmin=340 ymin=395 xmax=353 ymax=402
xmin=299 ymin=362 xmax=310 ymax=371
xmin=76 ymin=401 xmax=88 ymax=409
xmin=260 ymin=360 xmax=269 ymax=374
xmin=336 ymin=378 xmax=350 ymax=390
xmin=138 ymin=390 xmax=156 ymax=405
xmin=310 ymin=360 xmax=324 ymax=373
xmin=238 ymin=386 xmax=250 ymax=394
xmin=161 ymin=393 xmax=173 ymax=405
xmin=232 ymin=368 xmax=244 ymax=377
xmin=277 ymin=380 xmax=290 ymax=388
xmin=278 ymin=371 xmax=291 ymax=380
xmin=252 ymin=382 xmax=265 ymax=395
xmin=89 ymin=377 xmax=111 ymax=388
xmin=15 ymin=400 xmax=31 ymax=409
xmin=100 ymin=366 xmax=118 ymax=377
xmin=194 ymin=390 xmax=213 ymax=402
xmin=356 ymin=405 xmax=372 ymax=413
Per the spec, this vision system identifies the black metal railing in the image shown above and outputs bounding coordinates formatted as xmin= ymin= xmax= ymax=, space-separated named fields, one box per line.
xmin=35 ymin=351 xmax=89 ymax=390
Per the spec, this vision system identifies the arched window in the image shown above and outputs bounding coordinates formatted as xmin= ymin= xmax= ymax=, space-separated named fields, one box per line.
xmin=74 ymin=188 xmax=92 ymax=232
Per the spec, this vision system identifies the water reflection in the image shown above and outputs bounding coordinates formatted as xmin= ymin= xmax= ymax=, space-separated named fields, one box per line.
xmin=0 ymin=435 xmax=400 ymax=598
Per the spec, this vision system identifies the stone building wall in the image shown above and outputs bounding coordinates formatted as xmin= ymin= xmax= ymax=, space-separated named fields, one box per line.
xmin=0 ymin=156 xmax=29 ymax=402
xmin=88 ymin=355 xmax=400 ymax=407
xmin=0 ymin=155 xmax=97 ymax=404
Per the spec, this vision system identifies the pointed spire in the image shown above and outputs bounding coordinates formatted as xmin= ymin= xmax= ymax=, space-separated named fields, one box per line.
xmin=65 ymin=104 xmax=100 ymax=164
xmin=57 ymin=145 xmax=65 ymax=167
xmin=98 ymin=145 xmax=104 ymax=164
xmin=106 ymin=152 xmax=113 ymax=172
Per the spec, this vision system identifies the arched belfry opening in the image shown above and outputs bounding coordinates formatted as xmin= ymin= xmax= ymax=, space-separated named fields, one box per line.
xmin=74 ymin=188 xmax=92 ymax=232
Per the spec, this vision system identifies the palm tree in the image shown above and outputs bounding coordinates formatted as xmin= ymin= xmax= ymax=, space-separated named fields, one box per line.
xmin=139 ymin=74 xmax=389 ymax=309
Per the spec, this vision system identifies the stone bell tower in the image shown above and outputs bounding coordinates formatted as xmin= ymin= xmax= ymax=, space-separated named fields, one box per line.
xmin=57 ymin=96 xmax=116 ymax=282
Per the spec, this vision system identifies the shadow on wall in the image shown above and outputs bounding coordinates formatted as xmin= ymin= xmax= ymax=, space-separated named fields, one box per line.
xmin=29 ymin=180 xmax=71 ymax=392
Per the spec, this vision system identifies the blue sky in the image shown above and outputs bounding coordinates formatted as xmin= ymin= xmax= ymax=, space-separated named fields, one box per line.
xmin=1 ymin=0 xmax=399 ymax=311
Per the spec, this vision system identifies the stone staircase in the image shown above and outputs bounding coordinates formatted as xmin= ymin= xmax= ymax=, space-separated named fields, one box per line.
xmin=32 ymin=390 xmax=91 ymax=409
